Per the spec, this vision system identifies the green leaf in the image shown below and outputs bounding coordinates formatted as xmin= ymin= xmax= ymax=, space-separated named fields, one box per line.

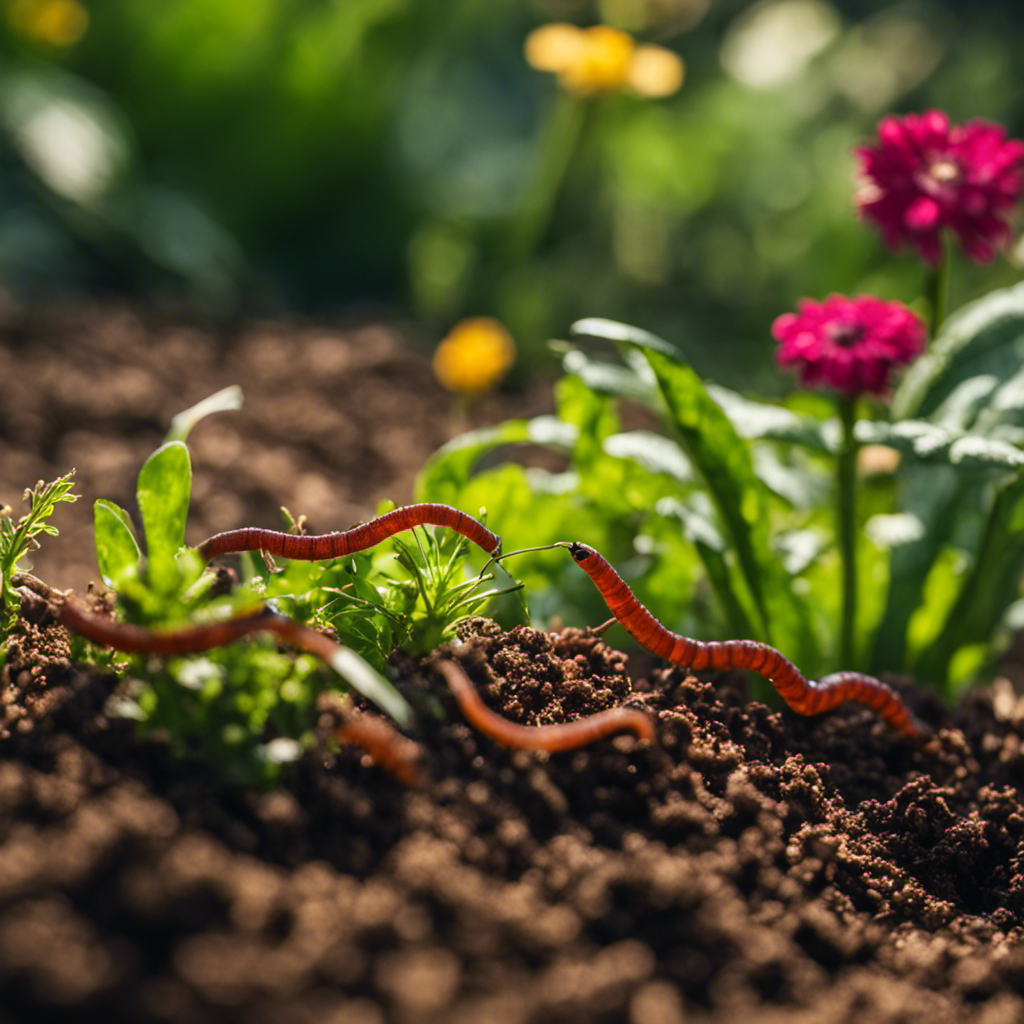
xmin=894 ymin=281 xmax=1024 ymax=420
xmin=559 ymin=348 xmax=659 ymax=406
xmin=707 ymin=384 xmax=835 ymax=452
xmin=914 ymin=468 xmax=1024 ymax=691
xmin=573 ymin=319 xmax=816 ymax=663
xmin=324 ymin=645 xmax=413 ymax=725
xmin=137 ymin=441 xmax=192 ymax=593
xmin=93 ymin=499 xmax=142 ymax=589
xmin=656 ymin=495 xmax=759 ymax=638
xmin=416 ymin=416 xmax=577 ymax=502
xmin=572 ymin=316 xmax=680 ymax=356
xmin=857 ymin=420 xmax=1024 ymax=470
xmin=165 ymin=385 xmax=244 ymax=443
xmin=603 ymin=431 xmax=693 ymax=483
xmin=868 ymin=465 xmax=966 ymax=674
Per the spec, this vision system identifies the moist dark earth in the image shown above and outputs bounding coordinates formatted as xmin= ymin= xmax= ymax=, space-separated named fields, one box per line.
xmin=2 ymin=301 xmax=1024 ymax=1024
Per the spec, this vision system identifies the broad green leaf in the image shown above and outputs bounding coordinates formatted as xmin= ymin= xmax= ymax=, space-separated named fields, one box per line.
xmin=165 ymin=385 xmax=244 ymax=443
xmin=894 ymin=282 xmax=1024 ymax=420
xmin=857 ymin=420 xmax=1024 ymax=470
xmin=656 ymin=495 xmax=758 ymax=638
xmin=560 ymin=348 xmax=659 ymax=406
xmin=557 ymin=373 xmax=619 ymax=471
xmin=573 ymin=319 xmax=815 ymax=663
xmin=868 ymin=465 xmax=966 ymax=674
xmin=603 ymin=431 xmax=693 ymax=483
xmin=707 ymin=384 xmax=835 ymax=452
xmin=572 ymin=316 xmax=679 ymax=356
xmin=416 ymin=416 xmax=576 ymax=503
xmin=914 ymin=469 xmax=1024 ymax=692
xmin=137 ymin=441 xmax=192 ymax=593
xmin=93 ymin=499 xmax=142 ymax=589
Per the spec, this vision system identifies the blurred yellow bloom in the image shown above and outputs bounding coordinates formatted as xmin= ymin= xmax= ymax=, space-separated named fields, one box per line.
xmin=525 ymin=22 xmax=683 ymax=98
xmin=8 ymin=0 xmax=88 ymax=46
xmin=432 ymin=318 xmax=516 ymax=395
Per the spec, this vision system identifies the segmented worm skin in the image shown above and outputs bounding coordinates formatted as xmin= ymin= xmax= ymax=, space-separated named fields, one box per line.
xmin=566 ymin=542 xmax=923 ymax=740
xmin=58 ymin=596 xmax=323 ymax=658
xmin=197 ymin=503 xmax=501 ymax=563
xmin=437 ymin=660 xmax=655 ymax=751
xmin=56 ymin=595 xmax=425 ymax=783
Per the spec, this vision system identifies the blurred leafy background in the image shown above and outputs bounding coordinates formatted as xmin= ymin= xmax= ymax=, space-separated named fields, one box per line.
xmin=1 ymin=0 xmax=1024 ymax=389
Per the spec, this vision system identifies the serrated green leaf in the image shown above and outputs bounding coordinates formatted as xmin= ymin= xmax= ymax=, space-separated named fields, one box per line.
xmin=94 ymin=499 xmax=142 ymax=589
xmin=137 ymin=441 xmax=192 ymax=593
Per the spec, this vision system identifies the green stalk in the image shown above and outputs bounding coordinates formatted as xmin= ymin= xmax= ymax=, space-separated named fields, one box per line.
xmin=836 ymin=395 xmax=860 ymax=665
xmin=510 ymin=91 xmax=589 ymax=260
xmin=927 ymin=232 xmax=951 ymax=339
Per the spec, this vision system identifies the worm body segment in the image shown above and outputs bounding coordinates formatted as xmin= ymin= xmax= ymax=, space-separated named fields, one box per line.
xmin=437 ymin=660 xmax=654 ymax=751
xmin=197 ymin=503 xmax=501 ymax=563
xmin=566 ymin=542 xmax=923 ymax=740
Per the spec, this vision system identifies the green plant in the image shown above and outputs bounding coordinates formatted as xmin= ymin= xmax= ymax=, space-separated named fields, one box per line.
xmin=84 ymin=390 xmax=520 ymax=784
xmin=0 ymin=472 xmax=78 ymax=633
xmin=418 ymin=287 xmax=1024 ymax=698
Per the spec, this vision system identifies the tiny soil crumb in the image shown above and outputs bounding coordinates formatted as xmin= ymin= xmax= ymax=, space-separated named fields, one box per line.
xmin=2 ymin=301 xmax=1024 ymax=1023
xmin=3 ymin=607 xmax=1024 ymax=1024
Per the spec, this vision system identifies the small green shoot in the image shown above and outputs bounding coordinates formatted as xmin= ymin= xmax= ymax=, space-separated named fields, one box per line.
xmin=1 ymin=472 xmax=78 ymax=631
xmin=317 ymin=518 xmax=526 ymax=662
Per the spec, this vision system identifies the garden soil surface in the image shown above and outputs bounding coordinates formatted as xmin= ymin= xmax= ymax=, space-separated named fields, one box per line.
xmin=3 ymin=299 xmax=1024 ymax=1024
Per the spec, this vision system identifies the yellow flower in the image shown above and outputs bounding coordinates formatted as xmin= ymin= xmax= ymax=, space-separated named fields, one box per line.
xmin=8 ymin=0 xmax=89 ymax=47
xmin=525 ymin=22 xmax=684 ymax=98
xmin=432 ymin=318 xmax=516 ymax=396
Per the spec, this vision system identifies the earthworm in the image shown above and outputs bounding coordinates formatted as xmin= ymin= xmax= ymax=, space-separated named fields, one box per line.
xmin=334 ymin=714 xmax=423 ymax=786
xmin=57 ymin=594 xmax=328 ymax=658
xmin=436 ymin=660 xmax=655 ymax=750
xmin=197 ymin=503 xmax=501 ymax=562
xmin=55 ymin=594 xmax=426 ymax=782
xmin=563 ymin=542 xmax=924 ymax=740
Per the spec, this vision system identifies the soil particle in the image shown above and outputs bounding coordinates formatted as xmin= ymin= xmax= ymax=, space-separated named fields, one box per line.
xmin=3 ymin=302 xmax=1024 ymax=1022
xmin=2 ymin=607 xmax=1024 ymax=1023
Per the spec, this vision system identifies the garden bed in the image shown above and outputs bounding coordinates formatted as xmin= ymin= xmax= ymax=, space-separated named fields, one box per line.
xmin=2 ymin=302 xmax=1024 ymax=1023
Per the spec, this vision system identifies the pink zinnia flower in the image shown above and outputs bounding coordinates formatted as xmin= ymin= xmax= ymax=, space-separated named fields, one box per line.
xmin=856 ymin=110 xmax=1024 ymax=264
xmin=773 ymin=295 xmax=925 ymax=398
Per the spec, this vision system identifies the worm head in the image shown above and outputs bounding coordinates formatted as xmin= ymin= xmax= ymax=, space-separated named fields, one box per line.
xmin=565 ymin=541 xmax=595 ymax=564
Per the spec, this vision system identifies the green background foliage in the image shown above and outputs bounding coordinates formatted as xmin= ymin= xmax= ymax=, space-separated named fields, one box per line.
xmin=2 ymin=0 xmax=1024 ymax=385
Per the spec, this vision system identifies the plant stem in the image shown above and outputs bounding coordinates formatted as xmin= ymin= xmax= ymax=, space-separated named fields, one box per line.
xmin=837 ymin=395 xmax=859 ymax=665
xmin=927 ymin=232 xmax=951 ymax=338
xmin=510 ymin=92 xmax=589 ymax=260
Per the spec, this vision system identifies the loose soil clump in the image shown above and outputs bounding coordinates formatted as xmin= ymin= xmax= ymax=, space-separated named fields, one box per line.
xmin=2 ymin=301 xmax=1024 ymax=1023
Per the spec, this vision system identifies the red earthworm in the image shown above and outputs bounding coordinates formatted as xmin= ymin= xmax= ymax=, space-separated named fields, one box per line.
xmin=334 ymin=715 xmax=423 ymax=786
xmin=562 ymin=542 xmax=924 ymax=740
xmin=436 ymin=660 xmax=655 ymax=750
xmin=197 ymin=503 xmax=501 ymax=563
xmin=55 ymin=594 xmax=427 ymax=783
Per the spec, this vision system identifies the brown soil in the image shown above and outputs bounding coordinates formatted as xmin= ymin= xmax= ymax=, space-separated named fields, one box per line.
xmin=2 ymin=301 xmax=1024 ymax=1024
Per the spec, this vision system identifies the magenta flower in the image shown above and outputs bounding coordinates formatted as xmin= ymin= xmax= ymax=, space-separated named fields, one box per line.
xmin=773 ymin=295 xmax=925 ymax=398
xmin=855 ymin=110 xmax=1024 ymax=264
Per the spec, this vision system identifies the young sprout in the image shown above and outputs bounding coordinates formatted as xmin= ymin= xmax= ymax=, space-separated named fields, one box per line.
xmin=0 ymin=472 xmax=78 ymax=628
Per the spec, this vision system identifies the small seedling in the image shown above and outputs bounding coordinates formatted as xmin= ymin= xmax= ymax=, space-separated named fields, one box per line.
xmin=1 ymin=472 xmax=78 ymax=633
